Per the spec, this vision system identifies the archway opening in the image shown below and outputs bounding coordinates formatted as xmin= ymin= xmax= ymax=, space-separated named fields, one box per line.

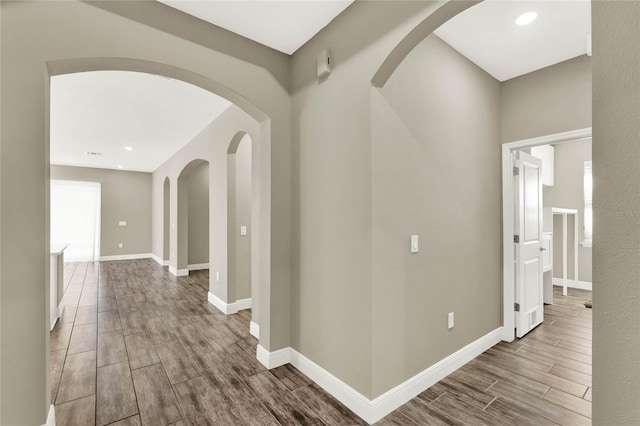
xmin=176 ymin=159 xmax=210 ymax=275
xmin=227 ymin=132 xmax=255 ymax=333
xmin=163 ymin=176 xmax=170 ymax=265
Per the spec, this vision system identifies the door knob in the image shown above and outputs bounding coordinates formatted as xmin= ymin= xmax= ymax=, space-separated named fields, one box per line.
xmin=540 ymin=247 xmax=547 ymax=251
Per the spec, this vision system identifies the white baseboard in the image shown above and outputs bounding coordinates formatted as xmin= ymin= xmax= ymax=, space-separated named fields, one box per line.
xmin=42 ymin=404 xmax=55 ymax=426
xmin=236 ymin=297 xmax=252 ymax=311
xmin=257 ymin=344 xmax=290 ymax=369
xmin=169 ymin=266 xmax=188 ymax=277
xmin=207 ymin=292 xmax=251 ymax=315
xmin=255 ymin=327 xmax=503 ymax=424
xmin=250 ymin=321 xmax=260 ymax=339
xmin=188 ymin=263 xmax=209 ymax=271
xmin=368 ymin=327 xmax=503 ymax=423
xmin=208 ymin=291 xmax=231 ymax=314
xmin=553 ymin=278 xmax=592 ymax=291
xmin=151 ymin=254 xmax=169 ymax=266
xmin=99 ymin=253 xmax=153 ymax=261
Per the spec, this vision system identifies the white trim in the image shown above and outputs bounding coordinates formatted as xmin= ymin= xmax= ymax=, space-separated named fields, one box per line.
xmin=188 ymin=263 xmax=209 ymax=271
xmin=236 ymin=297 xmax=252 ymax=311
xmin=206 ymin=292 xmax=252 ymax=315
xmin=581 ymin=240 xmax=592 ymax=248
xmin=255 ymin=328 xmax=503 ymax=425
xmin=502 ymin=128 xmax=592 ymax=342
xmin=553 ymin=279 xmax=592 ymax=291
xmin=151 ymin=253 xmax=169 ymax=266
xmin=256 ymin=344 xmax=290 ymax=369
xmin=169 ymin=266 xmax=188 ymax=277
xmin=43 ymin=404 xmax=55 ymax=426
xmin=99 ymin=253 xmax=153 ymax=261
xmin=208 ymin=291 xmax=232 ymax=314
xmin=250 ymin=321 xmax=260 ymax=339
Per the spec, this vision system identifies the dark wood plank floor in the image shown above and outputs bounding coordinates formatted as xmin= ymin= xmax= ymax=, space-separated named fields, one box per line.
xmin=51 ymin=260 xmax=591 ymax=425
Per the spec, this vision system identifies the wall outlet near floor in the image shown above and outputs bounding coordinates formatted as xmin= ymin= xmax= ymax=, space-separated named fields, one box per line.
xmin=448 ymin=312 xmax=454 ymax=329
xmin=118 ymin=243 xmax=123 ymax=249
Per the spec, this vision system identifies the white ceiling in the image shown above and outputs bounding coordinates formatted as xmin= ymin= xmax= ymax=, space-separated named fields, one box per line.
xmin=434 ymin=0 xmax=591 ymax=82
xmin=50 ymin=71 xmax=231 ymax=172
xmin=157 ymin=0 xmax=354 ymax=55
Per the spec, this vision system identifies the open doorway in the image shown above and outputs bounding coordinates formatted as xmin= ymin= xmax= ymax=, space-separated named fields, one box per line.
xmin=502 ymin=129 xmax=593 ymax=341
xmin=50 ymin=179 xmax=101 ymax=263
xmin=163 ymin=177 xmax=170 ymax=266
xmin=176 ymin=159 xmax=210 ymax=276
xmin=227 ymin=133 xmax=254 ymax=332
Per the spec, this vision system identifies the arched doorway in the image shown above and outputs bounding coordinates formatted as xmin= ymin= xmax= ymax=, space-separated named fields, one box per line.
xmin=175 ymin=159 xmax=209 ymax=275
xmin=227 ymin=132 xmax=257 ymax=335
xmin=163 ymin=177 xmax=170 ymax=266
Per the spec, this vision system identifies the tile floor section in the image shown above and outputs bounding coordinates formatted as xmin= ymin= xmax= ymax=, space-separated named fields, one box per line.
xmin=51 ymin=260 xmax=591 ymax=425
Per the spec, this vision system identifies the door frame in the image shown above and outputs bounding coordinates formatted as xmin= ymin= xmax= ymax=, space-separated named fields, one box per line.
xmin=501 ymin=127 xmax=592 ymax=342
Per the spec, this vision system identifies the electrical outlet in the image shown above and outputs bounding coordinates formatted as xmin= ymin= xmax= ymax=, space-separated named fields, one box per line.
xmin=118 ymin=243 xmax=123 ymax=249
xmin=448 ymin=312 xmax=454 ymax=329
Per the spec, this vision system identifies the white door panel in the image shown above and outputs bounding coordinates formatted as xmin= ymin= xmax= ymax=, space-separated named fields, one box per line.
xmin=515 ymin=151 xmax=544 ymax=338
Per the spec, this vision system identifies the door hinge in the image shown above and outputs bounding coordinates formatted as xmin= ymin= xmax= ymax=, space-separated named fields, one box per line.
xmin=513 ymin=235 xmax=520 ymax=243
xmin=514 ymin=303 xmax=520 ymax=312
xmin=513 ymin=166 xmax=519 ymax=176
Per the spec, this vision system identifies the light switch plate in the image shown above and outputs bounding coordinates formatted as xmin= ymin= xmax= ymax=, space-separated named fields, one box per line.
xmin=411 ymin=235 xmax=419 ymax=253
xmin=448 ymin=312 xmax=454 ymax=329
xmin=240 ymin=226 xmax=247 ymax=236
xmin=118 ymin=243 xmax=123 ymax=249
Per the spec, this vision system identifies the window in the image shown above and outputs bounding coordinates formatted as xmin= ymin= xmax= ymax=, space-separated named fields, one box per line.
xmin=51 ymin=180 xmax=101 ymax=262
xmin=583 ymin=161 xmax=593 ymax=246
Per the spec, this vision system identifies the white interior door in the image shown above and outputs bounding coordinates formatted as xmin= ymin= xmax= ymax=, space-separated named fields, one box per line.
xmin=514 ymin=151 xmax=544 ymax=338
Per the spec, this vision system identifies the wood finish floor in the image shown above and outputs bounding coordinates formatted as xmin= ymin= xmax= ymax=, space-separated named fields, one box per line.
xmin=51 ymin=260 xmax=592 ymax=425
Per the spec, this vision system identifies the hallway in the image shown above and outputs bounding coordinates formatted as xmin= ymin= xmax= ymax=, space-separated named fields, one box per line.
xmin=50 ymin=260 xmax=591 ymax=425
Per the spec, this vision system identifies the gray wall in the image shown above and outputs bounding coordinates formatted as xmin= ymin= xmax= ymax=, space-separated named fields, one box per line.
xmin=372 ymin=34 xmax=501 ymax=397
xmin=187 ymin=162 xmax=209 ymax=265
xmin=290 ymin=0 xmax=444 ymax=398
xmin=51 ymin=165 xmax=152 ymax=257
xmin=501 ymin=55 xmax=592 ymax=143
xmin=228 ymin=135 xmax=253 ymax=300
xmin=542 ymin=139 xmax=592 ymax=282
xmin=592 ymin=2 xmax=640 ymax=424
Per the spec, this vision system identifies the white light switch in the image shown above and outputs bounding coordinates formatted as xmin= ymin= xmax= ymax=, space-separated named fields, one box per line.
xmin=216 ymin=272 xmax=220 ymax=282
xmin=119 ymin=221 xmax=127 ymax=227
xmin=410 ymin=235 xmax=419 ymax=253
xmin=448 ymin=312 xmax=455 ymax=329
xmin=240 ymin=226 xmax=247 ymax=236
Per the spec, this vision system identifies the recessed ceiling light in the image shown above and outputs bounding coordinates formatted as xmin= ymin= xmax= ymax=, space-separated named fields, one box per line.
xmin=117 ymin=165 xmax=124 ymax=169
xmin=515 ymin=11 xmax=538 ymax=26
xmin=124 ymin=146 xmax=134 ymax=151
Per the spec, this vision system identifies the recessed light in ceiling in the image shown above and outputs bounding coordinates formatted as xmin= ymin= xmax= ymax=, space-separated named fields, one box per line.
xmin=85 ymin=151 xmax=102 ymax=156
xmin=117 ymin=165 xmax=124 ymax=169
xmin=515 ymin=11 xmax=538 ymax=26
xmin=124 ymin=146 xmax=134 ymax=151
